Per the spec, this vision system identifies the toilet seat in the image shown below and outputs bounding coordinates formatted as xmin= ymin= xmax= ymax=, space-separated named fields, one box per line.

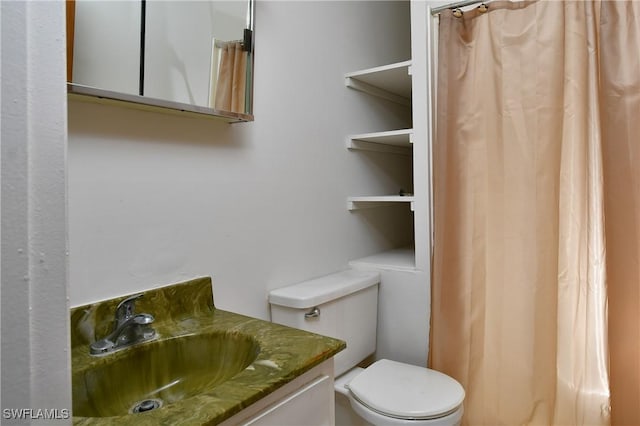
xmin=348 ymin=395 xmax=464 ymax=426
xmin=347 ymin=359 xmax=465 ymax=421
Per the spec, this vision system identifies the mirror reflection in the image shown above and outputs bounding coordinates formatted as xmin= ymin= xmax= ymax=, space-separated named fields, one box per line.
xmin=68 ymin=0 xmax=254 ymax=120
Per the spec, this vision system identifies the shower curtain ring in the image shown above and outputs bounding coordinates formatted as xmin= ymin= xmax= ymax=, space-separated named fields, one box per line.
xmin=478 ymin=3 xmax=488 ymax=13
xmin=452 ymin=8 xmax=463 ymax=18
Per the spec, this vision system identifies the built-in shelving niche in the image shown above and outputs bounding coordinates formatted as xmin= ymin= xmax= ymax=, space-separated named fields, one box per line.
xmin=345 ymin=60 xmax=416 ymax=271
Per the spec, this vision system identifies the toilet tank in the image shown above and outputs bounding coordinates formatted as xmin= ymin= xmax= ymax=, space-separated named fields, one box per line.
xmin=268 ymin=270 xmax=380 ymax=377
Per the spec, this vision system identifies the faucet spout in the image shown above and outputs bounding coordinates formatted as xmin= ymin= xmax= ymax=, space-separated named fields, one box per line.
xmin=89 ymin=295 xmax=157 ymax=356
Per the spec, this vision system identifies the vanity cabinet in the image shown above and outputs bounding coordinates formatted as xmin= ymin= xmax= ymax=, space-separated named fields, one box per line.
xmin=218 ymin=360 xmax=335 ymax=426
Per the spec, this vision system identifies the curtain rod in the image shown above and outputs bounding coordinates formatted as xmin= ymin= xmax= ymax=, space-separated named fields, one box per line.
xmin=430 ymin=0 xmax=487 ymax=15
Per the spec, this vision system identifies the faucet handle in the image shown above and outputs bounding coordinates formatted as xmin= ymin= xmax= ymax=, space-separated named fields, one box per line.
xmin=132 ymin=313 xmax=154 ymax=325
xmin=115 ymin=293 xmax=144 ymax=325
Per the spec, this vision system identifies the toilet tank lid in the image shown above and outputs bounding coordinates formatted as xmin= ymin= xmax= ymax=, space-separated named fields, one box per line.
xmin=268 ymin=270 xmax=380 ymax=309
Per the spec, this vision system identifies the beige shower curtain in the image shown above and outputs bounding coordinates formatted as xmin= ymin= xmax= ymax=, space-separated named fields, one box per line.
xmin=431 ymin=1 xmax=640 ymax=424
xmin=214 ymin=42 xmax=247 ymax=114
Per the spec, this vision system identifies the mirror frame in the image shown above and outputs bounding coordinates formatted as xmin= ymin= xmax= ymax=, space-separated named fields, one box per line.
xmin=66 ymin=0 xmax=255 ymax=123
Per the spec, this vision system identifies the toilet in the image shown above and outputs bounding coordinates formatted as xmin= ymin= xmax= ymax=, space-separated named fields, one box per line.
xmin=268 ymin=269 xmax=464 ymax=426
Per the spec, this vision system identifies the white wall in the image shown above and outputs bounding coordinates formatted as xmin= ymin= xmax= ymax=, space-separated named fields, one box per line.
xmin=1 ymin=1 xmax=71 ymax=423
xmin=68 ymin=1 xmax=414 ymax=324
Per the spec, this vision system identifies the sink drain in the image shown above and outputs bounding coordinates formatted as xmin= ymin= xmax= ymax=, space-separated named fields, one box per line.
xmin=130 ymin=398 xmax=163 ymax=414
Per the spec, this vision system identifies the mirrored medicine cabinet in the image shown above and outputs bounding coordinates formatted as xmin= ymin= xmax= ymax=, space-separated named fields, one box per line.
xmin=66 ymin=0 xmax=254 ymax=122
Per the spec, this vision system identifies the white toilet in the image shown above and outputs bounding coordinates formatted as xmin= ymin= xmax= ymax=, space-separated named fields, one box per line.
xmin=268 ymin=269 xmax=464 ymax=426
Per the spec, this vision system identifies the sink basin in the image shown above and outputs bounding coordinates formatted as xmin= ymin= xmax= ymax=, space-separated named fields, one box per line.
xmin=70 ymin=277 xmax=345 ymax=425
xmin=72 ymin=332 xmax=259 ymax=418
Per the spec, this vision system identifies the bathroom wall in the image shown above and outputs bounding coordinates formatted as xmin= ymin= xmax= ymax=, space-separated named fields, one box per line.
xmin=1 ymin=1 xmax=71 ymax=420
xmin=68 ymin=1 xmax=414 ymax=323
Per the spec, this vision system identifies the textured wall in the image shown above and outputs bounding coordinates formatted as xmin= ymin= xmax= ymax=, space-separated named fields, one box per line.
xmin=1 ymin=1 xmax=71 ymax=422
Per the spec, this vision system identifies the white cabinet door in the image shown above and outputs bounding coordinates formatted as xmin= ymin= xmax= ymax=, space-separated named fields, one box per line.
xmin=243 ymin=374 xmax=333 ymax=426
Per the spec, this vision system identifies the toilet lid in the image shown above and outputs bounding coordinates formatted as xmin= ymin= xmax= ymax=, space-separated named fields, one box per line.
xmin=348 ymin=359 xmax=465 ymax=420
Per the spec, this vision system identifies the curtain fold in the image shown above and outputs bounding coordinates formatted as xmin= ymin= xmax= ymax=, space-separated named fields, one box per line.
xmin=600 ymin=2 xmax=640 ymax=425
xmin=214 ymin=42 xmax=247 ymax=114
xmin=430 ymin=2 xmax=617 ymax=424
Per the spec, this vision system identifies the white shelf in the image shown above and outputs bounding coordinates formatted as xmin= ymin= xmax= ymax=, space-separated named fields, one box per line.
xmin=347 ymin=129 xmax=413 ymax=155
xmin=349 ymin=247 xmax=416 ymax=272
xmin=347 ymin=195 xmax=414 ymax=211
xmin=345 ymin=60 xmax=412 ymax=106
xmin=67 ymin=84 xmax=253 ymax=122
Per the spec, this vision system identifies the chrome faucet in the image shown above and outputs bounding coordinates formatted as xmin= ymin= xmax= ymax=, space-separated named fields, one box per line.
xmin=89 ymin=294 xmax=156 ymax=356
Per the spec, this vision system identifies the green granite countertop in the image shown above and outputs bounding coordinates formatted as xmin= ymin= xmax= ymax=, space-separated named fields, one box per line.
xmin=70 ymin=277 xmax=345 ymax=425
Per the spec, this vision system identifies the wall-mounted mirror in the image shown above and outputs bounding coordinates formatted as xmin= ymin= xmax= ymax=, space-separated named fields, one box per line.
xmin=66 ymin=0 xmax=254 ymax=122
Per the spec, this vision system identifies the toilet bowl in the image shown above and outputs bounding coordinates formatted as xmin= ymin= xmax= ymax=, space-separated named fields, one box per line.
xmin=268 ymin=269 xmax=465 ymax=426
xmin=337 ymin=360 xmax=464 ymax=426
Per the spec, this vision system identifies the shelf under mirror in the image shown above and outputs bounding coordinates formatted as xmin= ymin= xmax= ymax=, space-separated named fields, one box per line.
xmin=68 ymin=84 xmax=254 ymax=123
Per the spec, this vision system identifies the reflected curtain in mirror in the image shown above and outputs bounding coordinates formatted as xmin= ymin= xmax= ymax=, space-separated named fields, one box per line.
xmin=66 ymin=0 xmax=76 ymax=81
xmin=213 ymin=42 xmax=247 ymax=114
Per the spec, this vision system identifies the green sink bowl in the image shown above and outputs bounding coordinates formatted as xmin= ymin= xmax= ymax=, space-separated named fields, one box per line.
xmin=72 ymin=332 xmax=259 ymax=418
xmin=70 ymin=278 xmax=346 ymax=425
